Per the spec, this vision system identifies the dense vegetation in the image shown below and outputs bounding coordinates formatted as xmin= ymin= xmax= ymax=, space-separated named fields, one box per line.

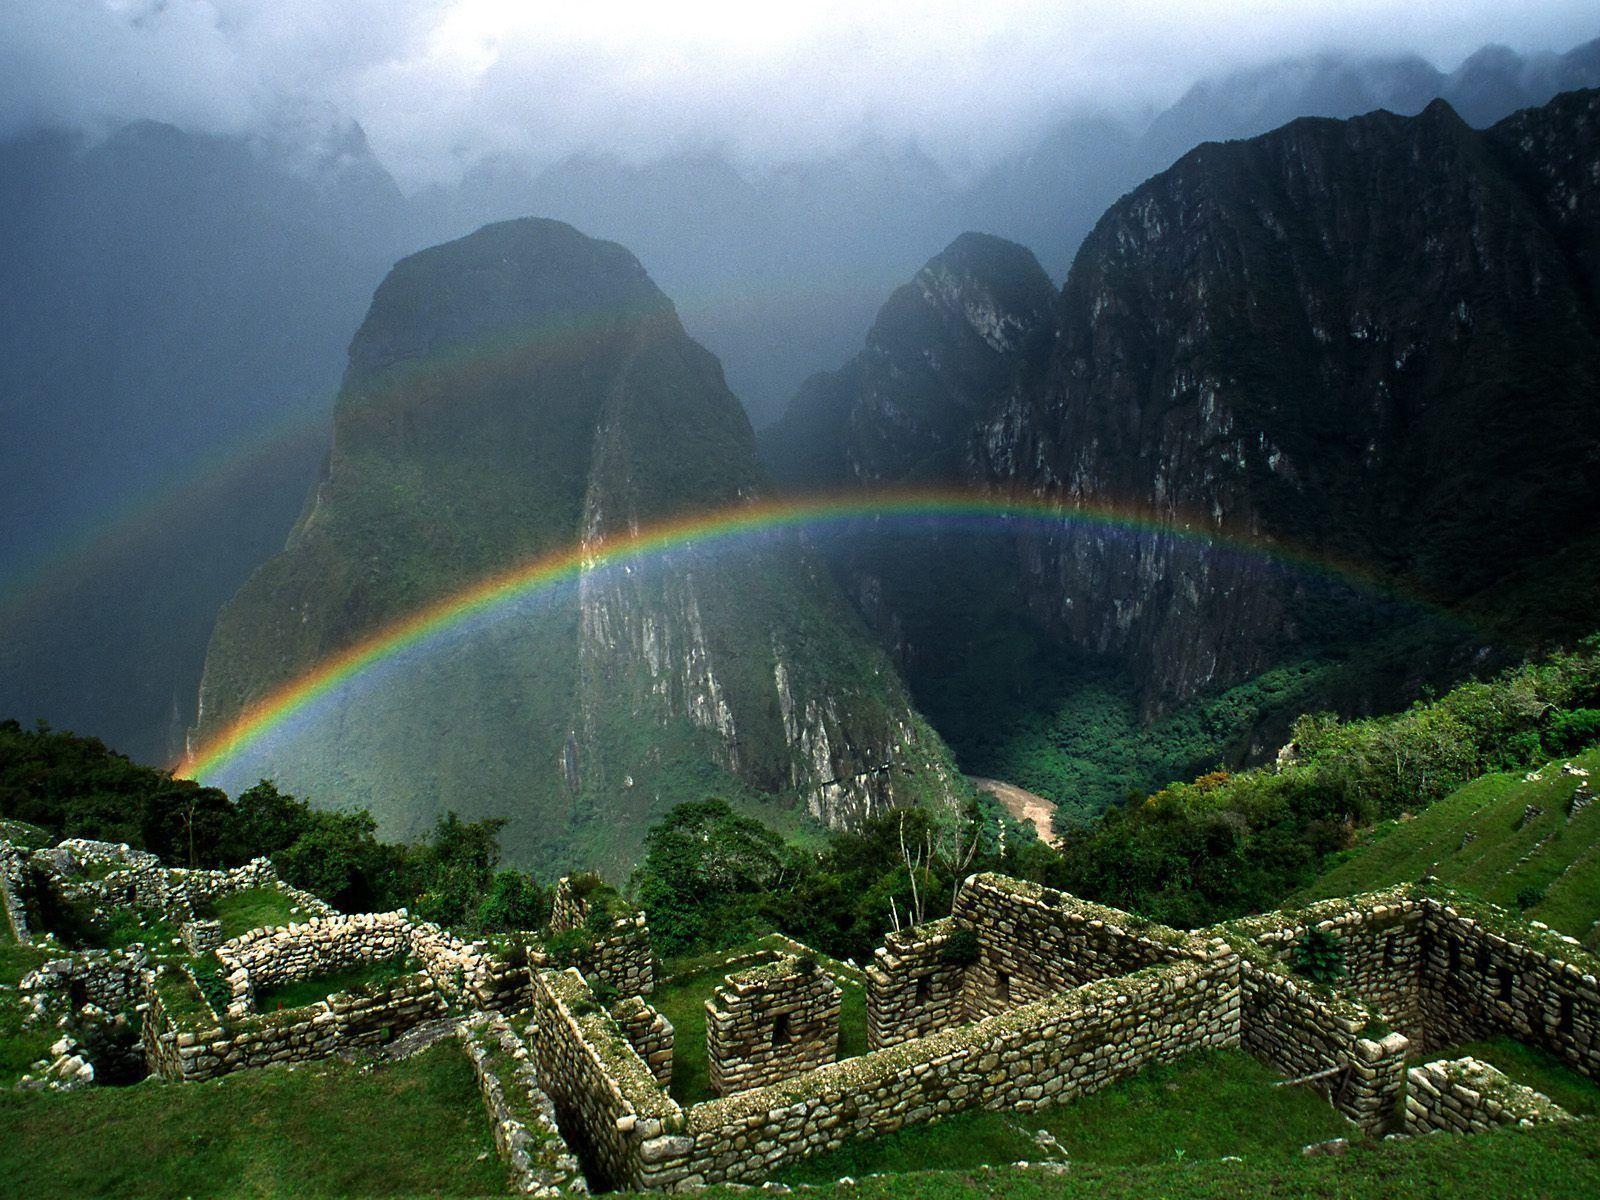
xmin=0 ymin=719 xmax=548 ymax=932
xmin=1047 ymin=641 xmax=1600 ymax=928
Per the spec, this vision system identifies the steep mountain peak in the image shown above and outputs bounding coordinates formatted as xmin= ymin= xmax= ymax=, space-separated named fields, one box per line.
xmin=198 ymin=220 xmax=960 ymax=873
xmin=345 ymin=218 xmax=673 ymax=386
xmin=761 ymin=232 xmax=1052 ymax=490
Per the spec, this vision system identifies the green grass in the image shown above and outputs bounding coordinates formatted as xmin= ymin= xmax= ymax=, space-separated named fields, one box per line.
xmin=708 ymin=1118 xmax=1600 ymax=1199
xmin=0 ymin=940 xmax=53 ymax=1086
xmin=0 ymin=1041 xmax=505 ymax=1197
xmin=774 ymin=1050 xmax=1354 ymax=1184
xmin=252 ymin=957 xmax=412 ymax=1013
xmin=652 ymin=940 xmax=870 ymax=1107
xmin=1427 ymin=1037 xmax=1600 ymax=1118
xmin=208 ymin=887 xmax=311 ymax=941
xmin=1303 ymin=747 xmax=1600 ymax=947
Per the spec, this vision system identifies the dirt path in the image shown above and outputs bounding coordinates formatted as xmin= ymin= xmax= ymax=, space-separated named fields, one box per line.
xmin=968 ymin=776 xmax=1060 ymax=846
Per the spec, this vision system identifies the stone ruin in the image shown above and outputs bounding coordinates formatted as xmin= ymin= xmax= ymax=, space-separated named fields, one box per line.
xmin=525 ymin=872 xmax=1600 ymax=1190
xmin=706 ymin=955 xmax=841 ymax=1096
xmin=7 ymin=826 xmax=1600 ymax=1194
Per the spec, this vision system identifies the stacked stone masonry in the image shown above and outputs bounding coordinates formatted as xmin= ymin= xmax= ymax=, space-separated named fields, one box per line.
xmin=215 ymin=911 xmax=417 ymax=1016
xmin=1405 ymin=1056 xmax=1573 ymax=1134
xmin=0 ymin=839 xmax=33 ymax=942
xmin=613 ymin=996 xmax=675 ymax=1087
xmin=549 ymin=875 xmax=654 ymax=996
xmin=866 ymin=919 xmax=970 ymax=1049
xmin=707 ymin=956 xmax=841 ymax=1096
xmin=460 ymin=1011 xmax=588 ymax=1195
xmin=143 ymin=962 xmax=444 ymax=1082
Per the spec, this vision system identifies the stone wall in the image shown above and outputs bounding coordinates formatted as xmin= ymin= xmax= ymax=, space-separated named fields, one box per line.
xmin=952 ymin=874 xmax=1192 ymax=1020
xmin=582 ymin=918 xmax=654 ymax=997
xmin=28 ymin=841 xmax=334 ymax=929
xmin=1405 ymin=1056 xmax=1573 ymax=1133
xmin=215 ymin=911 xmax=414 ymax=1016
xmin=1233 ymin=888 xmax=1427 ymax=1040
xmin=531 ymin=937 xmax=1238 ymax=1190
xmin=613 ymin=996 xmax=674 ymax=1087
xmin=707 ymin=957 xmax=841 ymax=1096
xmin=527 ymin=968 xmax=687 ymax=1192
xmin=1235 ymin=954 xmax=1410 ymax=1132
xmin=1417 ymin=895 xmax=1600 ymax=1083
xmin=413 ymin=928 xmax=532 ymax=1013
xmin=459 ymin=1012 xmax=587 ymax=1195
xmin=548 ymin=875 xmax=654 ymax=996
xmin=143 ymin=961 xmax=443 ymax=1081
xmin=866 ymin=918 xmax=971 ymax=1049
xmin=1 ymin=839 xmax=33 ymax=942
xmin=20 ymin=948 xmax=147 ymax=1019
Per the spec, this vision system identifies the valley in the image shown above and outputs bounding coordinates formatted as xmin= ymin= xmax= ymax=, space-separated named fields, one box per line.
xmin=3 ymin=11 xmax=1600 ymax=1198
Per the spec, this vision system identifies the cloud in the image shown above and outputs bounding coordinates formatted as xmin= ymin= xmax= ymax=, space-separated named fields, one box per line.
xmin=2 ymin=1 xmax=1596 ymax=184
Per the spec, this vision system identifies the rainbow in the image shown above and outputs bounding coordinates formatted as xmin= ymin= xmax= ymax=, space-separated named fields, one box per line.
xmin=176 ymin=485 xmax=1438 ymax=784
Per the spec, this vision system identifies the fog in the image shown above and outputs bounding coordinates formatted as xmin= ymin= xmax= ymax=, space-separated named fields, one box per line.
xmin=4 ymin=1 xmax=1597 ymax=185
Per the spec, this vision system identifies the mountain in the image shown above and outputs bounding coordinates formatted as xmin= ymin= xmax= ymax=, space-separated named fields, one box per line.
xmin=194 ymin=219 xmax=962 ymax=875
xmin=763 ymin=88 xmax=1600 ymax=819
xmin=977 ymin=35 xmax=1600 ymax=281
xmin=6 ymin=31 xmax=1599 ymax=772
xmin=0 ymin=120 xmax=408 ymax=763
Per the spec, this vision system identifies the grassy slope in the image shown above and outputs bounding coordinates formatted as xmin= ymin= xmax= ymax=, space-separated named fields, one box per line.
xmin=1302 ymin=746 xmax=1600 ymax=947
xmin=709 ymin=1119 xmax=1600 ymax=1199
xmin=776 ymin=1050 xmax=1351 ymax=1184
xmin=0 ymin=936 xmax=52 ymax=1086
xmin=0 ymin=1043 xmax=503 ymax=1198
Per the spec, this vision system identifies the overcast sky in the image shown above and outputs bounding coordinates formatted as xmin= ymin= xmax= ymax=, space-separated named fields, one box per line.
xmin=2 ymin=1 xmax=1596 ymax=185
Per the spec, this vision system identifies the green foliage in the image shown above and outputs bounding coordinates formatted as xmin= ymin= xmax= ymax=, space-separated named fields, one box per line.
xmin=1291 ymin=928 xmax=1346 ymax=985
xmin=939 ymin=927 xmax=981 ymax=967
xmin=476 ymin=870 xmax=549 ymax=932
xmin=628 ymin=798 xmax=798 ymax=956
xmin=1304 ymin=744 xmax=1600 ymax=944
xmin=543 ymin=928 xmax=597 ymax=968
xmin=189 ymin=954 xmax=231 ymax=1017
xmin=1048 ymin=640 xmax=1600 ymax=926
xmin=1550 ymin=708 xmax=1600 ymax=755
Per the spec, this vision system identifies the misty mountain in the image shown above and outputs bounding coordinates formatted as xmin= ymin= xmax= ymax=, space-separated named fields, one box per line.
xmin=764 ymin=87 xmax=1600 ymax=816
xmin=3 ymin=30 xmax=1597 ymax=770
xmin=195 ymin=219 xmax=963 ymax=874
xmin=0 ymin=118 xmax=409 ymax=763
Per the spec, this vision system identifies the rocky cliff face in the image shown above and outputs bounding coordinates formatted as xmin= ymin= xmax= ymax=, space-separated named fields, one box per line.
xmin=980 ymin=92 xmax=1600 ymax=710
xmin=765 ymin=89 xmax=1600 ymax=793
xmin=196 ymin=219 xmax=960 ymax=873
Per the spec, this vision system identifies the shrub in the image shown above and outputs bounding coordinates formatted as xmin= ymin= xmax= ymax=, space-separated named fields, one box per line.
xmin=1291 ymin=927 xmax=1345 ymax=985
xmin=940 ymin=927 xmax=981 ymax=967
xmin=1515 ymin=885 xmax=1547 ymax=911
xmin=544 ymin=928 xmax=596 ymax=969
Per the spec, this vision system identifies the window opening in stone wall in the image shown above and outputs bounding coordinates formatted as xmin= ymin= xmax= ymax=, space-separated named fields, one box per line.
xmin=916 ymin=977 xmax=932 ymax=1005
xmin=1383 ymin=931 xmax=1397 ymax=967
xmin=1477 ymin=943 xmax=1492 ymax=975
xmin=771 ymin=1013 xmax=790 ymax=1046
xmin=994 ymin=971 xmax=1011 ymax=1003
xmin=1558 ymin=995 xmax=1575 ymax=1034
xmin=1498 ymin=967 xmax=1513 ymax=1003
xmin=1448 ymin=936 xmax=1460 ymax=974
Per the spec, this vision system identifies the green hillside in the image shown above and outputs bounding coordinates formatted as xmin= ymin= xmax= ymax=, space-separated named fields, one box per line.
xmin=1302 ymin=746 xmax=1600 ymax=948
